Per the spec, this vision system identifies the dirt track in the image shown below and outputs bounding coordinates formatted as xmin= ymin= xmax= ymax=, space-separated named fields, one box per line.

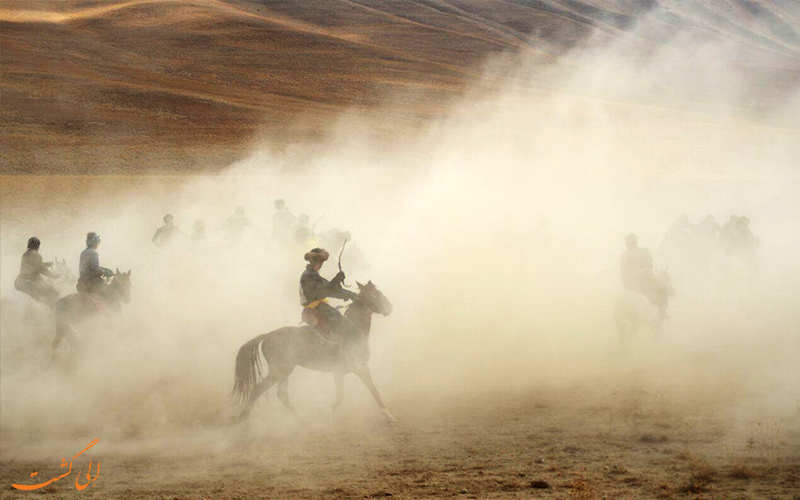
xmin=2 ymin=386 xmax=798 ymax=500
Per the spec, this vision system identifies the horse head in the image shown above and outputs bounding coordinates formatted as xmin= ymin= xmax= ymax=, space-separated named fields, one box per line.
xmin=111 ymin=269 xmax=133 ymax=304
xmin=54 ymin=258 xmax=74 ymax=282
xmin=356 ymin=280 xmax=392 ymax=316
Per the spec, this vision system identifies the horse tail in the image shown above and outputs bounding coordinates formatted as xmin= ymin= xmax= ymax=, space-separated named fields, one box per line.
xmin=231 ymin=333 xmax=269 ymax=406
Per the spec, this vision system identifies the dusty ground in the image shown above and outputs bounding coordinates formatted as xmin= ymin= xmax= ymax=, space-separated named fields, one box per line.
xmin=1 ymin=386 xmax=799 ymax=500
xmin=2 ymin=149 xmax=800 ymax=500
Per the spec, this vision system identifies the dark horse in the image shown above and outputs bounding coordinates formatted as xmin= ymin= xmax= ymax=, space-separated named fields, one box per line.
xmin=53 ymin=270 xmax=132 ymax=349
xmin=232 ymin=281 xmax=395 ymax=421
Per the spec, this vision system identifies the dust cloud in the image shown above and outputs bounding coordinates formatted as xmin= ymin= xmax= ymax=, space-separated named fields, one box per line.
xmin=2 ymin=15 xmax=799 ymax=460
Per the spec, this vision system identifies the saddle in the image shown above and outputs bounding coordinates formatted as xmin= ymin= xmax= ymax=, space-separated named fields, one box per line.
xmin=14 ymin=277 xmax=34 ymax=295
xmin=302 ymin=307 xmax=334 ymax=340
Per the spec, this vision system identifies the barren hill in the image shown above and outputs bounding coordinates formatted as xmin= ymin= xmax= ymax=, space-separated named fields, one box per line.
xmin=2 ymin=0 xmax=799 ymax=173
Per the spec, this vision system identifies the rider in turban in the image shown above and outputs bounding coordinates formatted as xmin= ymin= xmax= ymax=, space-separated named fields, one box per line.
xmin=299 ymin=248 xmax=359 ymax=346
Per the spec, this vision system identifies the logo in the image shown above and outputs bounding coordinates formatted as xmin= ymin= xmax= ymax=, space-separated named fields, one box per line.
xmin=12 ymin=438 xmax=100 ymax=491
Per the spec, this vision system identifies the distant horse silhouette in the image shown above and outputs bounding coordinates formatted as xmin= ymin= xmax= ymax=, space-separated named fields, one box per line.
xmin=232 ymin=281 xmax=395 ymax=421
xmin=614 ymin=270 xmax=674 ymax=349
xmin=53 ymin=270 xmax=131 ymax=349
xmin=51 ymin=258 xmax=75 ymax=295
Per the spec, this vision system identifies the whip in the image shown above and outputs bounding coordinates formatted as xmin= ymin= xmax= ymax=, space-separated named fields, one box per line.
xmin=338 ymin=238 xmax=349 ymax=288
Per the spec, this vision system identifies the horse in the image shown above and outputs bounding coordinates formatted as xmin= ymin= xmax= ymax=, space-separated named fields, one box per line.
xmin=51 ymin=257 xmax=76 ymax=295
xmin=53 ymin=270 xmax=132 ymax=350
xmin=614 ymin=270 xmax=674 ymax=350
xmin=232 ymin=280 xmax=395 ymax=422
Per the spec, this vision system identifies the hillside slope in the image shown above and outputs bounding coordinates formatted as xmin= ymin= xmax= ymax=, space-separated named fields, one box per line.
xmin=2 ymin=0 xmax=799 ymax=173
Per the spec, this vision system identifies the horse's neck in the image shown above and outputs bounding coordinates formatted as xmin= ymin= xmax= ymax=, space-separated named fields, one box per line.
xmin=106 ymin=281 xmax=123 ymax=304
xmin=346 ymin=302 xmax=372 ymax=335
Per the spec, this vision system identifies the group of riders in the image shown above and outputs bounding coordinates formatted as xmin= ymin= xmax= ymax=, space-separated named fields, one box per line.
xmin=15 ymin=232 xmax=114 ymax=309
xmin=13 ymin=199 xmax=364 ymax=356
xmin=622 ymin=214 xmax=759 ymax=322
xmin=661 ymin=213 xmax=759 ymax=268
xmin=150 ymin=199 xmax=332 ymax=250
xmin=13 ymin=207 xmax=759 ymax=349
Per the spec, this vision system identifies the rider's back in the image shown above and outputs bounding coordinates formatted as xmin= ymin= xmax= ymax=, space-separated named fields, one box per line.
xmin=273 ymin=210 xmax=296 ymax=240
xmin=19 ymin=249 xmax=44 ymax=279
xmin=79 ymin=247 xmax=100 ymax=279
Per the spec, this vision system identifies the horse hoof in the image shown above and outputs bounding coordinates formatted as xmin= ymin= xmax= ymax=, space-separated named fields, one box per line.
xmin=381 ymin=408 xmax=397 ymax=424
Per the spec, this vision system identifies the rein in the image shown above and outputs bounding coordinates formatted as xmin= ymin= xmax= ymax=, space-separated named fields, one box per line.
xmin=342 ymin=293 xmax=374 ymax=315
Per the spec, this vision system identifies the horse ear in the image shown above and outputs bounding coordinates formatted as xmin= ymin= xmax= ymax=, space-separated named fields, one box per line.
xmin=127 ymin=270 xmax=131 ymax=276
xmin=116 ymin=267 xmax=119 ymax=274
xmin=367 ymin=280 xmax=373 ymax=286
xmin=356 ymin=281 xmax=364 ymax=289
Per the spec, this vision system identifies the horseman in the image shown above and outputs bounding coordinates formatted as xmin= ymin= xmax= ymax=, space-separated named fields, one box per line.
xmin=14 ymin=236 xmax=60 ymax=308
xmin=300 ymin=248 xmax=360 ymax=349
xmin=152 ymin=213 xmax=180 ymax=247
xmin=77 ymin=232 xmax=113 ymax=296
xmin=224 ymin=206 xmax=254 ymax=243
xmin=273 ymin=199 xmax=297 ymax=242
xmin=620 ymin=234 xmax=669 ymax=319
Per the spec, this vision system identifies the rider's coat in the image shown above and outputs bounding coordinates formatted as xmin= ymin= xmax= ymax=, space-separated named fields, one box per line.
xmin=15 ymin=249 xmax=58 ymax=305
xmin=78 ymin=247 xmax=111 ymax=294
xmin=19 ymin=249 xmax=57 ymax=280
xmin=152 ymin=224 xmax=178 ymax=247
xmin=300 ymin=264 xmax=354 ymax=306
xmin=224 ymin=214 xmax=253 ymax=241
xmin=273 ymin=209 xmax=297 ymax=241
xmin=299 ymin=264 xmax=358 ymax=341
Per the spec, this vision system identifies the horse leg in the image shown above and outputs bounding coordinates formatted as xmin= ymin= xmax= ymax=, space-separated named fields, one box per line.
xmin=53 ymin=315 xmax=74 ymax=349
xmin=354 ymin=366 xmax=396 ymax=423
xmin=53 ymin=325 xmax=65 ymax=349
xmin=66 ymin=326 xmax=79 ymax=350
xmin=54 ymin=298 xmax=84 ymax=350
xmin=276 ymin=374 xmax=297 ymax=415
xmin=332 ymin=371 xmax=345 ymax=411
xmin=240 ymin=373 xmax=279 ymax=419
